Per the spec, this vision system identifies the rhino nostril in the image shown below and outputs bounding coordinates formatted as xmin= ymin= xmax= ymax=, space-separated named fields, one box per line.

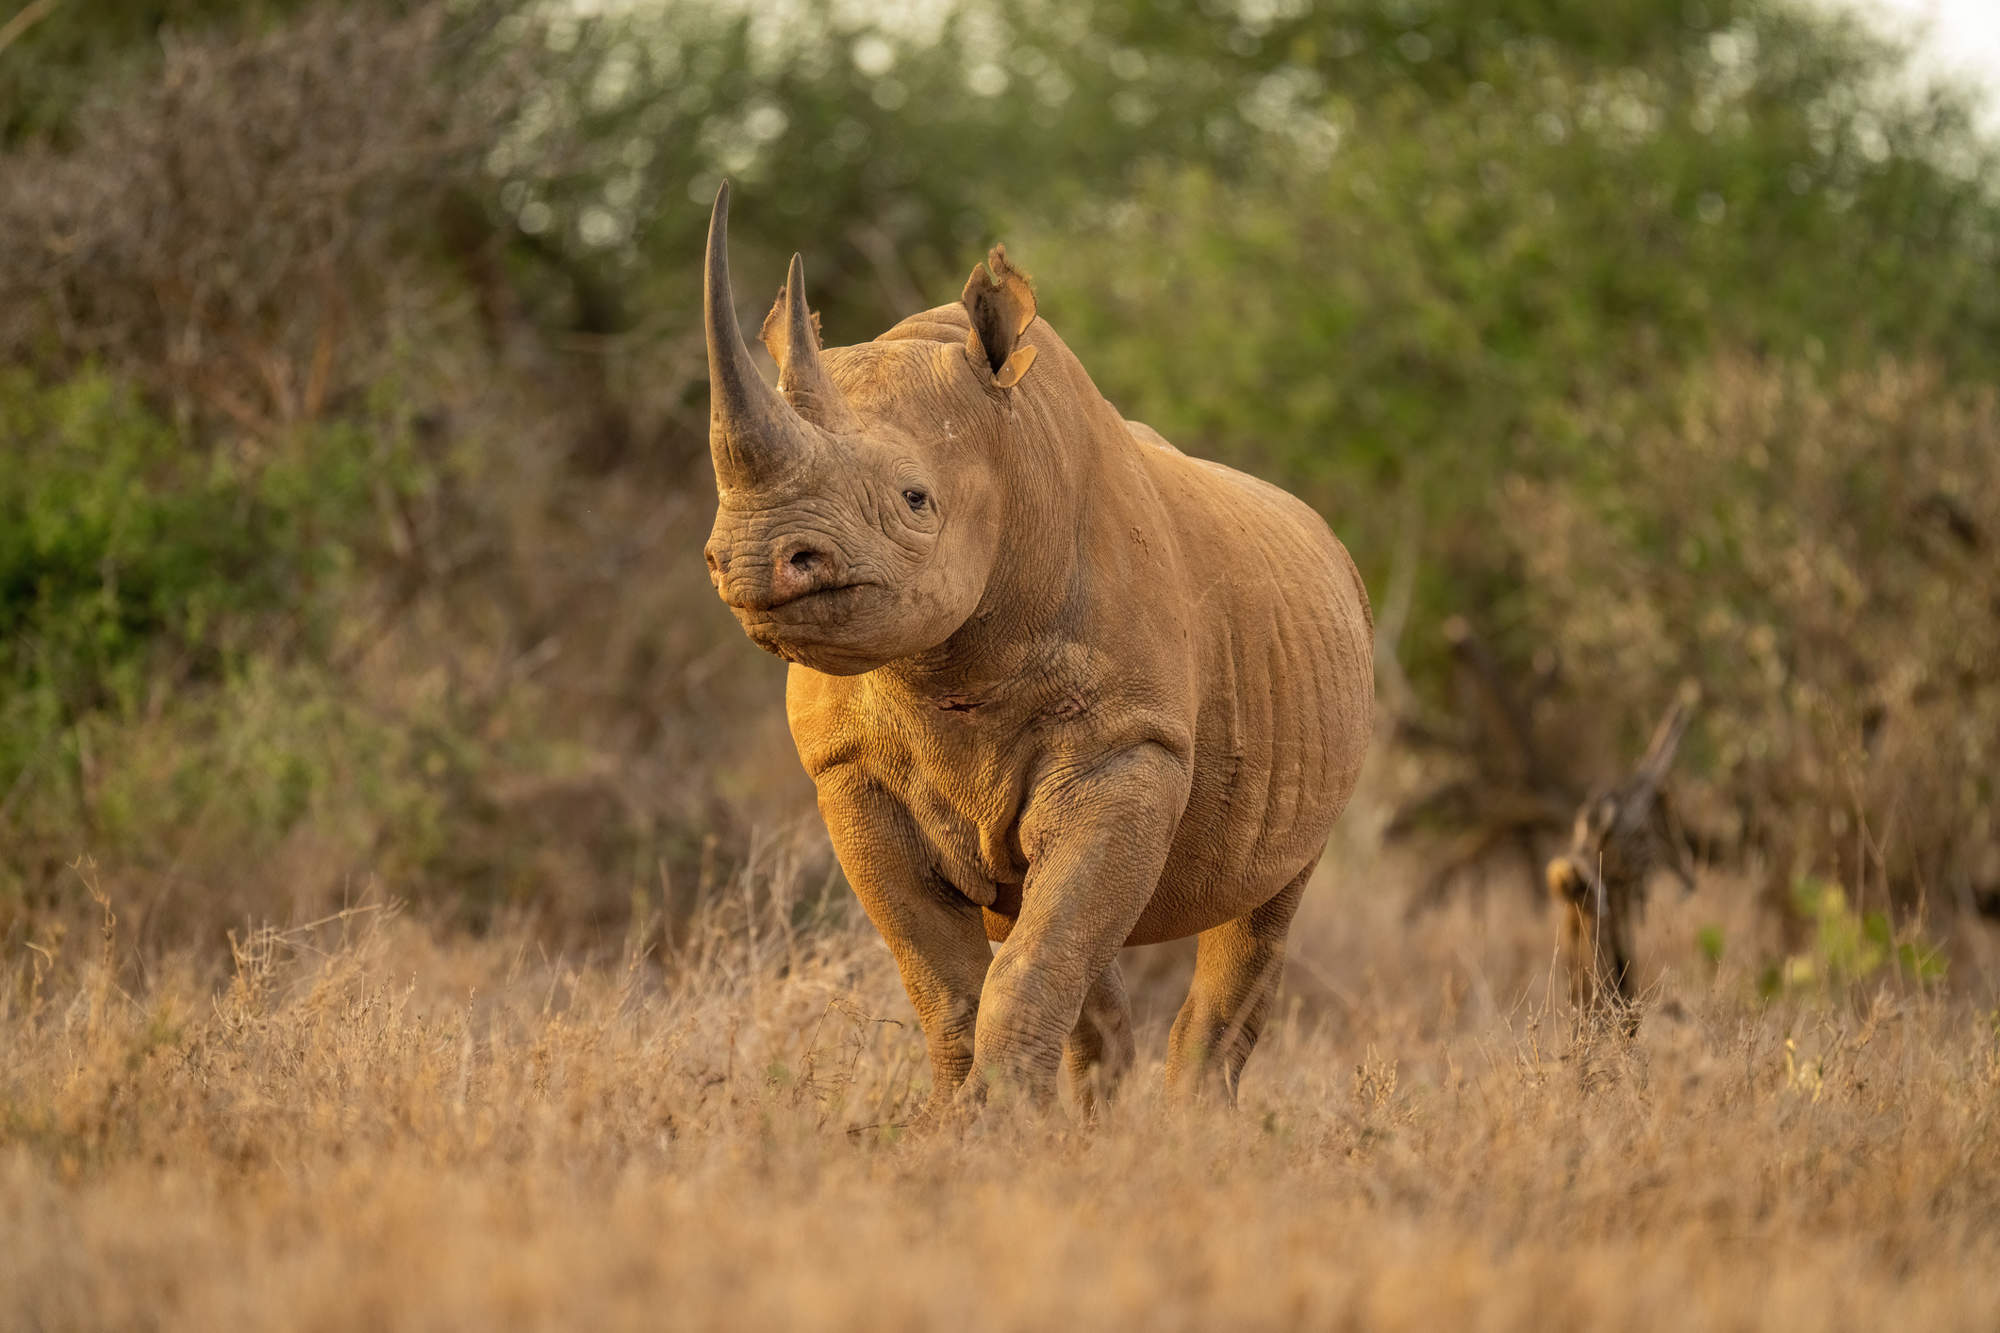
xmin=769 ymin=544 xmax=835 ymax=600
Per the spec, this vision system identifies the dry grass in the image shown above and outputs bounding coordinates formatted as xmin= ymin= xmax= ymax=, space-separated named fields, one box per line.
xmin=6 ymin=776 xmax=2000 ymax=1332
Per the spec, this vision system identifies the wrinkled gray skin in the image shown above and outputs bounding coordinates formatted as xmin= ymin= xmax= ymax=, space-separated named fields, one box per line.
xmin=701 ymin=184 xmax=1374 ymax=1119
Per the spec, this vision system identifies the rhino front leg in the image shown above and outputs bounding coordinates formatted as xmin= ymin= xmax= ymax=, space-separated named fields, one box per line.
xmin=898 ymin=916 xmax=995 ymax=1125
xmin=1065 ymin=960 xmax=1135 ymax=1122
xmin=963 ymin=744 xmax=1184 ymax=1111
xmin=1164 ymin=857 xmax=1316 ymax=1103
xmin=816 ymin=771 xmax=993 ymax=1123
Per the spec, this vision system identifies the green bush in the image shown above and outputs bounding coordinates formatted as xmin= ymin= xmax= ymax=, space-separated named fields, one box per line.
xmin=1760 ymin=875 xmax=1948 ymax=997
xmin=0 ymin=370 xmax=444 ymax=917
xmin=1020 ymin=6 xmax=2000 ymax=642
xmin=1506 ymin=360 xmax=1998 ymax=912
xmin=0 ymin=370 xmax=385 ymax=722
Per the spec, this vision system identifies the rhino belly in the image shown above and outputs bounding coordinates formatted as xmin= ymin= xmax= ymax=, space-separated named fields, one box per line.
xmin=1123 ymin=501 xmax=1372 ymax=944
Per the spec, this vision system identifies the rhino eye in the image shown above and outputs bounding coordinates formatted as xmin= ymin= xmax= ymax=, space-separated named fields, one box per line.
xmin=902 ymin=488 xmax=929 ymax=512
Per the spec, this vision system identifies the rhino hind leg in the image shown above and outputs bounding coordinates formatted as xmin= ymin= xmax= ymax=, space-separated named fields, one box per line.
xmin=1163 ymin=859 xmax=1315 ymax=1103
xmin=1064 ymin=960 xmax=1135 ymax=1123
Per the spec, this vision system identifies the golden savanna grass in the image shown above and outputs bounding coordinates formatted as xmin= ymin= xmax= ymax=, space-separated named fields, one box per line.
xmin=6 ymin=774 xmax=2000 ymax=1331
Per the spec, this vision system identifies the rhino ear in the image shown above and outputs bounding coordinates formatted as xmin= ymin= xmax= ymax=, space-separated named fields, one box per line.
xmin=961 ymin=243 xmax=1038 ymax=388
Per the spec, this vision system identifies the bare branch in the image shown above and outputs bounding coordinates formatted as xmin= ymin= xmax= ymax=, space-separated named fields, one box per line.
xmin=0 ymin=0 xmax=60 ymax=60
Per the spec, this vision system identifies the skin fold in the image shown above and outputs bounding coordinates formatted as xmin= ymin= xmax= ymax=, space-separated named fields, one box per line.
xmin=700 ymin=184 xmax=1374 ymax=1119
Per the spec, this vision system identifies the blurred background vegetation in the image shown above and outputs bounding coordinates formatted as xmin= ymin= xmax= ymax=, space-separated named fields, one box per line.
xmin=2 ymin=0 xmax=1994 ymax=963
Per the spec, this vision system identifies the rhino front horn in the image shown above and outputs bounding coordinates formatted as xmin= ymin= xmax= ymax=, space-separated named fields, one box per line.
xmin=705 ymin=181 xmax=814 ymax=489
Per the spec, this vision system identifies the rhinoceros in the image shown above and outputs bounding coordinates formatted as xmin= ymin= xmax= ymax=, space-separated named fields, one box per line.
xmin=700 ymin=183 xmax=1373 ymax=1117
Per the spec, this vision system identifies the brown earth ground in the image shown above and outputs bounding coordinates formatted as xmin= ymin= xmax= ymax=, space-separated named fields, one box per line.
xmin=6 ymin=757 xmax=2000 ymax=1332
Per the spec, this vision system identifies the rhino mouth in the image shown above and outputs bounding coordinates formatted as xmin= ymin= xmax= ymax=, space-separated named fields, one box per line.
xmin=725 ymin=581 xmax=873 ymax=615
xmin=735 ymin=584 xmax=889 ymax=670
xmin=730 ymin=582 xmax=878 ymax=638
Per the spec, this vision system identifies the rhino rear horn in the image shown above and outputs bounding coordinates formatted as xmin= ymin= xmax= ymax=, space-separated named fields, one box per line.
xmin=705 ymin=181 xmax=815 ymax=488
xmin=961 ymin=243 xmax=1038 ymax=388
xmin=760 ymin=254 xmax=861 ymax=434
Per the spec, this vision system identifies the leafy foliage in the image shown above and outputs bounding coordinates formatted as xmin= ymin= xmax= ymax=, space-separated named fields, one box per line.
xmin=1505 ymin=360 xmax=1998 ymax=912
xmin=0 ymin=0 xmax=334 ymax=145
xmin=1024 ymin=4 xmax=2000 ymax=605
xmin=1760 ymin=875 xmax=1948 ymax=997
xmin=0 ymin=372 xmax=375 ymax=716
xmin=0 ymin=371 xmax=447 ymax=914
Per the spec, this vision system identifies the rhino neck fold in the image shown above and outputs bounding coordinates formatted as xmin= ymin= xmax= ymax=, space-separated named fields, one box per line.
xmin=882 ymin=545 xmax=1083 ymax=698
xmin=878 ymin=377 xmax=1112 ymax=698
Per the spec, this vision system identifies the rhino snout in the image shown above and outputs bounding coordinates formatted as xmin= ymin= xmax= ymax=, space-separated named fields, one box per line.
xmin=708 ymin=535 xmax=849 ymax=611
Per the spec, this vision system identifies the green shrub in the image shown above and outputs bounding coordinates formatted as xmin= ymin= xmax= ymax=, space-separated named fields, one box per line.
xmin=1759 ymin=875 xmax=1948 ymax=997
xmin=1507 ymin=360 xmax=1998 ymax=914
xmin=0 ymin=370 xmax=440 ymax=918
xmin=0 ymin=369 xmax=380 ymax=721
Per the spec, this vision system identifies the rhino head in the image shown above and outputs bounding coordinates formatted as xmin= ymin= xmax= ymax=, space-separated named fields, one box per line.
xmin=700 ymin=183 xmax=1041 ymax=676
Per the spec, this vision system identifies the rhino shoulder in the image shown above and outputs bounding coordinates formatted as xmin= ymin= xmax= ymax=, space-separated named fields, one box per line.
xmin=874 ymin=304 xmax=971 ymax=345
xmin=1123 ymin=418 xmax=1183 ymax=456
